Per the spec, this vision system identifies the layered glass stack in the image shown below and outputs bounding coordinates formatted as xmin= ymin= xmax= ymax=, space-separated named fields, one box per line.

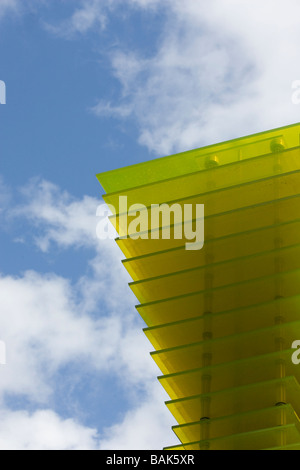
xmin=97 ymin=122 xmax=300 ymax=450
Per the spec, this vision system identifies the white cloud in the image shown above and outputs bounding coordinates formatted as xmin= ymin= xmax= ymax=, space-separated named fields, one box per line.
xmin=44 ymin=0 xmax=107 ymax=38
xmin=92 ymin=100 xmax=134 ymax=119
xmin=6 ymin=1 xmax=300 ymax=157
xmin=13 ymin=178 xmax=100 ymax=252
xmin=100 ymin=383 xmax=178 ymax=450
xmin=0 ymin=409 xmax=100 ymax=450
xmin=0 ymin=390 xmax=178 ymax=450
xmin=1 ymin=179 xmax=148 ymax=397
xmin=0 ymin=0 xmax=39 ymax=21
xmin=0 ymin=267 xmax=176 ymax=448
xmin=0 ymin=269 xmax=118 ymax=401
xmin=0 ymin=0 xmax=19 ymax=19
xmin=0 ymin=178 xmax=178 ymax=449
xmin=90 ymin=0 xmax=300 ymax=155
xmin=43 ymin=0 xmax=162 ymax=38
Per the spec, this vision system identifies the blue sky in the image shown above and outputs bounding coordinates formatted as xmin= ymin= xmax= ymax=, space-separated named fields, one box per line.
xmin=1 ymin=0 xmax=300 ymax=450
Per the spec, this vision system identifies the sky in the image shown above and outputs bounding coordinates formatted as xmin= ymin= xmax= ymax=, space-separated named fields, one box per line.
xmin=1 ymin=0 xmax=300 ymax=450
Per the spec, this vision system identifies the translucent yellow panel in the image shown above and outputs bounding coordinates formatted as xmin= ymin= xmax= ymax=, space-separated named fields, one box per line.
xmin=117 ymin=188 xmax=298 ymax=249
xmin=172 ymin=404 xmax=298 ymax=445
xmin=106 ymin=146 xmax=300 ymax=226
xmin=137 ymin=269 xmax=300 ymax=327
xmin=110 ymin=163 xmax=300 ymax=238
xmin=159 ymin=349 xmax=295 ymax=401
xmin=151 ymin=321 xmax=300 ymax=375
xmin=267 ymin=443 xmax=300 ymax=450
xmin=107 ymin=148 xmax=299 ymax=224
xmin=144 ymin=295 xmax=300 ymax=351
xmin=117 ymin=193 xmax=300 ymax=259
xmin=130 ymin=243 xmax=300 ymax=304
xmin=97 ymin=122 xmax=300 ymax=194
xmin=96 ymin=122 xmax=300 ymax=450
xmin=123 ymin=219 xmax=300 ymax=281
xmin=166 ymin=376 xmax=300 ymax=424
xmin=165 ymin=424 xmax=300 ymax=451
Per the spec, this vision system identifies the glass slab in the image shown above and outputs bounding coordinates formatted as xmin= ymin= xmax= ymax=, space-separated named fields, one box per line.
xmin=150 ymin=321 xmax=300 ymax=375
xmin=166 ymin=376 xmax=300 ymax=425
xmin=123 ymin=219 xmax=300 ymax=281
xmin=130 ymin=243 xmax=300 ymax=304
xmin=97 ymin=123 xmax=300 ymax=193
xmin=164 ymin=423 xmax=300 ymax=451
xmin=116 ymin=193 xmax=300 ymax=259
xmin=144 ymin=295 xmax=300 ymax=351
xmin=172 ymin=404 xmax=298 ymax=445
xmin=97 ymin=123 xmax=300 ymax=192
xmin=137 ymin=268 xmax=300 ymax=327
xmin=159 ymin=348 xmax=297 ymax=401
xmin=112 ymin=166 xmax=300 ymax=237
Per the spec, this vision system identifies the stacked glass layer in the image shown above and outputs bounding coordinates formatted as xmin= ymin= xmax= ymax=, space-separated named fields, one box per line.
xmin=97 ymin=122 xmax=300 ymax=450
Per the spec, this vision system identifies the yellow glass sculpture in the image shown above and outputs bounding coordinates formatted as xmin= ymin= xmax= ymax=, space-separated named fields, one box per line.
xmin=97 ymin=122 xmax=300 ymax=450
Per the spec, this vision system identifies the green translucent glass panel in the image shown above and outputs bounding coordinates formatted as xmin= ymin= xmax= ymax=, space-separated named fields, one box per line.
xmin=172 ymin=404 xmax=299 ymax=446
xmin=144 ymin=295 xmax=300 ymax=351
xmin=151 ymin=321 xmax=300 ymax=375
xmin=117 ymin=193 xmax=300 ymax=258
xmin=166 ymin=376 xmax=300 ymax=424
xmin=137 ymin=269 xmax=300 ymax=327
xmin=111 ymin=150 xmax=300 ymax=237
xmin=158 ymin=349 xmax=296 ymax=400
xmin=97 ymin=122 xmax=300 ymax=450
xmin=130 ymin=244 xmax=300 ymax=304
xmin=165 ymin=424 xmax=300 ymax=451
xmin=97 ymin=123 xmax=300 ymax=193
xmin=123 ymin=218 xmax=300 ymax=281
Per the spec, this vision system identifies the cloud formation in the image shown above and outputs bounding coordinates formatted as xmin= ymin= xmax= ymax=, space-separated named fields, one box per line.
xmin=0 ymin=409 xmax=100 ymax=450
xmin=89 ymin=0 xmax=300 ymax=155
xmin=43 ymin=0 xmax=162 ymax=38
xmin=0 ymin=0 xmax=19 ymax=19
xmin=0 ymin=177 xmax=177 ymax=449
xmin=5 ymin=0 xmax=300 ymax=449
xmin=9 ymin=0 xmax=300 ymax=156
